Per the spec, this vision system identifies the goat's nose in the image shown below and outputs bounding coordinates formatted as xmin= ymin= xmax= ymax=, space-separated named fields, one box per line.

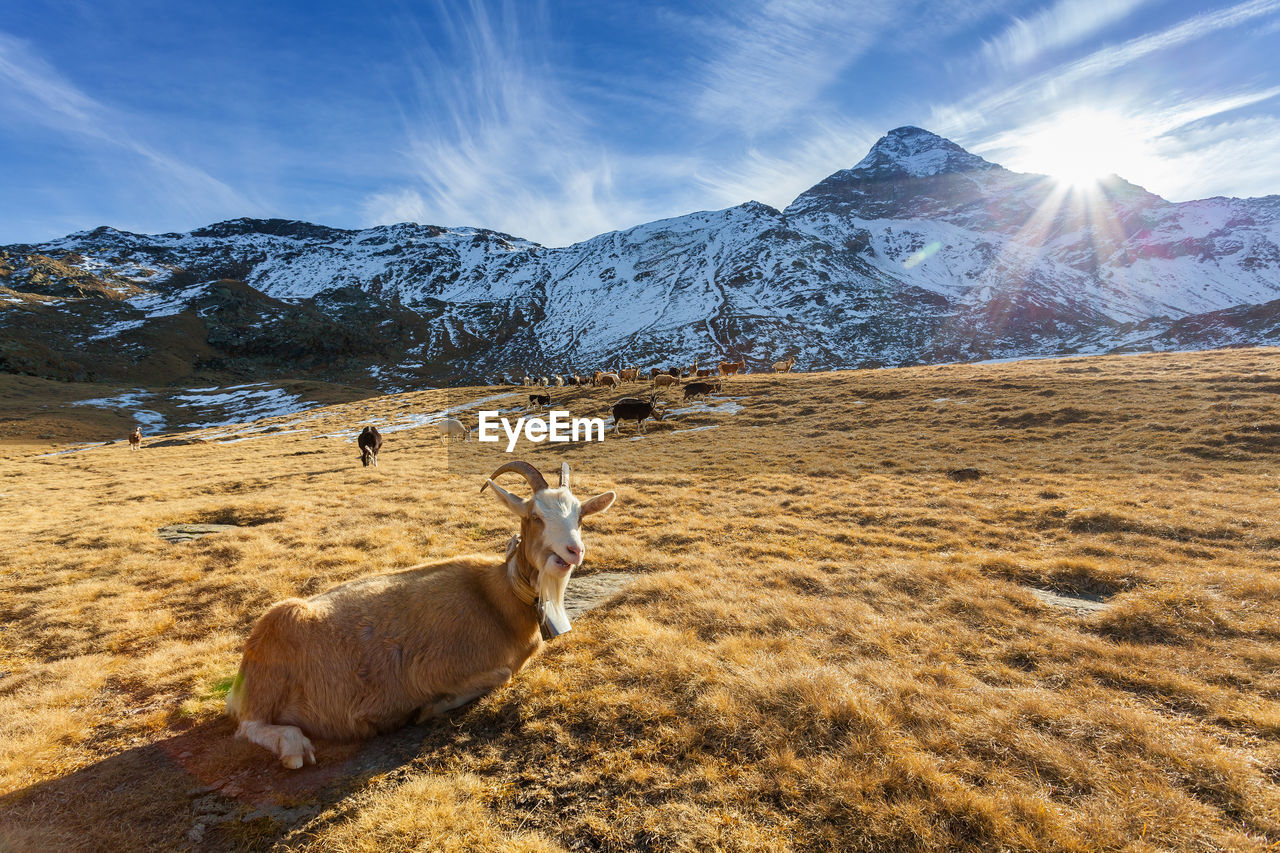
xmin=565 ymin=544 xmax=583 ymax=564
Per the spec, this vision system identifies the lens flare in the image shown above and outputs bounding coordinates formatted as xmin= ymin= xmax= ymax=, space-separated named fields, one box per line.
xmin=903 ymin=241 xmax=942 ymax=269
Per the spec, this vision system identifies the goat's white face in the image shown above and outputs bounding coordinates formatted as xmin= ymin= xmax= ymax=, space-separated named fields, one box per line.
xmin=485 ymin=481 xmax=615 ymax=576
xmin=528 ymin=488 xmax=588 ymax=575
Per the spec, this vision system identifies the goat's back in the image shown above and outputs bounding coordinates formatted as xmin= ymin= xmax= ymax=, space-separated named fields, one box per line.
xmin=358 ymin=427 xmax=382 ymax=451
xmin=232 ymin=555 xmax=539 ymax=739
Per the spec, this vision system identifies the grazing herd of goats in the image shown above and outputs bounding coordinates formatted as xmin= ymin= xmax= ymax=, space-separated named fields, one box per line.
xmin=359 ymin=355 xmax=797 ymax=463
xmin=124 ymin=355 xmax=799 ymax=461
xmin=514 ymin=355 xmax=796 ymax=390
xmin=511 ymin=354 xmax=798 ymax=439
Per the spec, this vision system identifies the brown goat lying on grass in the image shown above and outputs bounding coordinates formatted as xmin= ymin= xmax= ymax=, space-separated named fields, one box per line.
xmin=225 ymin=460 xmax=616 ymax=769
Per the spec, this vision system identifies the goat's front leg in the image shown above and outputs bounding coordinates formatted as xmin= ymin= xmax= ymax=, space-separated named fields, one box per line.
xmin=236 ymin=719 xmax=316 ymax=770
xmin=415 ymin=666 xmax=512 ymax=722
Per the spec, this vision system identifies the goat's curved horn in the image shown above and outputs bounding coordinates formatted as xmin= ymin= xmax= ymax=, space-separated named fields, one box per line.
xmin=558 ymin=462 xmax=570 ymax=489
xmin=480 ymin=460 xmax=549 ymax=494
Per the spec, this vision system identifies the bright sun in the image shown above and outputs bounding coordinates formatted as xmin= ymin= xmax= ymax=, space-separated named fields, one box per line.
xmin=1020 ymin=109 xmax=1147 ymax=188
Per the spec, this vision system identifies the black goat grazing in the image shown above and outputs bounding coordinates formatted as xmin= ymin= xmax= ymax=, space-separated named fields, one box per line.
xmin=358 ymin=426 xmax=383 ymax=468
xmin=682 ymin=380 xmax=722 ymax=401
xmin=529 ymin=393 xmax=551 ymax=409
xmin=611 ymin=395 xmax=665 ymax=435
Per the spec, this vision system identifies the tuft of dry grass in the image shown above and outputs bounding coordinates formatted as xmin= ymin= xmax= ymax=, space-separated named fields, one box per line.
xmin=1 ymin=347 xmax=1279 ymax=851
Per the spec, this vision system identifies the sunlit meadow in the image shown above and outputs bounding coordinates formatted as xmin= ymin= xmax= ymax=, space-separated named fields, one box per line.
xmin=1 ymin=347 xmax=1278 ymax=851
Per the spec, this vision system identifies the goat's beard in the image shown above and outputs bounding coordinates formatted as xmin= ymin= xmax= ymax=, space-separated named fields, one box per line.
xmin=536 ymin=566 xmax=573 ymax=639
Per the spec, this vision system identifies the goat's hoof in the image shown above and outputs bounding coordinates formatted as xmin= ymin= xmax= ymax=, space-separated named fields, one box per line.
xmin=279 ymin=732 xmax=316 ymax=769
xmin=281 ymin=748 xmax=315 ymax=769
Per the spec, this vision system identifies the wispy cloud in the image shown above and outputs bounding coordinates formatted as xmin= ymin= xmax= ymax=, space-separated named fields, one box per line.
xmin=0 ymin=30 xmax=259 ymax=229
xmin=1149 ymin=114 xmax=1280 ymax=199
xmin=361 ymin=0 xmax=917 ymax=242
xmin=939 ymin=0 xmax=1280 ymax=137
xmin=980 ymin=0 xmax=1153 ymax=68
xmin=693 ymin=119 xmax=883 ymax=211
xmin=362 ymin=0 xmax=690 ymax=246
xmin=689 ymin=0 xmax=900 ymax=135
xmin=1049 ymin=0 xmax=1280 ymax=84
xmin=0 ymin=32 xmax=99 ymax=127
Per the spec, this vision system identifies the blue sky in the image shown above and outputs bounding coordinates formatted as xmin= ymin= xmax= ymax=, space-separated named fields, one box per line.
xmin=2 ymin=0 xmax=1279 ymax=246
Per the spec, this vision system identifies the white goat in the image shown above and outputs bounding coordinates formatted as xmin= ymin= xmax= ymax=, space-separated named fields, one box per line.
xmin=554 ymin=375 xmax=564 ymax=387
xmin=772 ymin=356 xmax=796 ymax=373
xmin=226 ymin=461 xmax=616 ymax=769
xmin=439 ymin=417 xmax=470 ymax=443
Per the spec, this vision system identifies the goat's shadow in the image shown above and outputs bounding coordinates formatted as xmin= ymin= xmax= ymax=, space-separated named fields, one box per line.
xmin=0 ymin=710 xmax=513 ymax=852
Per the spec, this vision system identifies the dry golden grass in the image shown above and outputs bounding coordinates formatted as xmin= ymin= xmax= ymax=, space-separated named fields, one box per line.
xmin=1 ymin=347 xmax=1279 ymax=851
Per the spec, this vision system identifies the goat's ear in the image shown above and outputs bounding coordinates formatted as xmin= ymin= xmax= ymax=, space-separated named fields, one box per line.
xmin=580 ymin=491 xmax=616 ymax=517
xmin=484 ymin=480 xmax=528 ymax=517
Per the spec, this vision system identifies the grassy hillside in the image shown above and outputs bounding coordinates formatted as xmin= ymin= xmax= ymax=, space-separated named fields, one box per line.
xmin=1 ymin=348 xmax=1278 ymax=851
xmin=0 ymin=374 xmax=376 ymax=446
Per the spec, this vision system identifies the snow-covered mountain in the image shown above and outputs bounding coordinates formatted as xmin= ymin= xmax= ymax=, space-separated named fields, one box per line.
xmin=3 ymin=126 xmax=1278 ymax=387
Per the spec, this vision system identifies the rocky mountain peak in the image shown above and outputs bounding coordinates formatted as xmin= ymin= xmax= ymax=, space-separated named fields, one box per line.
xmin=851 ymin=126 xmax=999 ymax=179
xmin=188 ymin=218 xmax=353 ymax=242
xmin=783 ymin=127 xmax=1007 ymax=220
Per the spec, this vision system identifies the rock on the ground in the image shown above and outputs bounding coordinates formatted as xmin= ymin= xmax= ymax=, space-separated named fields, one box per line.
xmin=157 ymin=523 xmax=240 ymax=543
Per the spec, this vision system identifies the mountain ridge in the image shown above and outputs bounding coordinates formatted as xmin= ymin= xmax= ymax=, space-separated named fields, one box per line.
xmin=3 ymin=127 xmax=1279 ymax=388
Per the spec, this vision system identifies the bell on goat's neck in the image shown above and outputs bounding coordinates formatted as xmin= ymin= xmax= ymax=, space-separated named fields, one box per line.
xmin=537 ymin=601 xmax=571 ymax=640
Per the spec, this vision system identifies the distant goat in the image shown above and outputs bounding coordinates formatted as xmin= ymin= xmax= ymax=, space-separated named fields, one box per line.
xmin=718 ymin=360 xmax=745 ymax=377
xmin=611 ymin=395 xmax=665 ymax=434
xmin=528 ymin=393 xmax=551 ymax=409
xmin=598 ymin=372 xmax=621 ymax=388
xmin=553 ymin=375 xmax=564 ymax=387
xmin=226 ymin=461 xmax=616 ymax=768
xmin=440 ymin=418 xmax=470 ymax=444
xmin=772 ymin=356 xmax=796 ymax=373
xmin=653 ymin=373 xmax=680 ymax=388
xmin=682 ymin=379 xmax=722 ymax=401
xmin=619 ymin=368 xmax=639 ymax=383
xmin=128 ymin=427 xmax=142 ymax=451
xmin=358 ymin=426 xmax=382 ymax=467
xmin=696 ymin=368 xmax=716 ymax=378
